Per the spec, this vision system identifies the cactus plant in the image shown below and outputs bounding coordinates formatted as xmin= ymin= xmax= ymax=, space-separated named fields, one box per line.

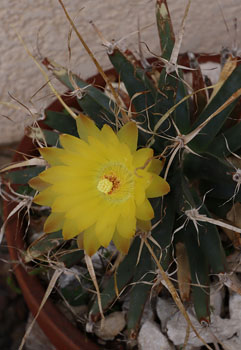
xmin=2 ymin=0 xmax=241 ymax=347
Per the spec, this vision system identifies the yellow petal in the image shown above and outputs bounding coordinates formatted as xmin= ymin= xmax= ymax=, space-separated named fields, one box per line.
xmin=95 ymin=204 xmax=120 ymax=246
xmin=62 ymin=217 xmax=80 ymax=240
xmin=64 ymin=200 xmax=101 ymax=231
xmin=99 ymin=124 xmax=119 ymax=146
xmin=64 ymin=194 xmax=101 ymax=218
xmin=39 ymin=166 xmax=80 ymax=184
xmin=137 ymin=219 xmax=152 ymax=232
xmin=148 ymin=158 xmax=165 ymax=174
xmin=76 ymin=114 xmax=101 ymax=142
xmin=76 ymin=232 xmax=84 ymax=250
xmin=134 ymin=180 xmax=147 ymax=206
xmin=44 ymin=212 xmax=65 ymax=233
xmin=136 ymin=198 xmax=154 ymax=221
xmin=134 ymin=168 xmax=153 ymax=208
xmin=112 ymin=231 xmax=131 ymax=254
xmin=33 ymin=188 xmax=55 ymax=206
xmin=133 ymin=148 xmax=153 ymax=169
xmin=116 ymin=207 xmax=136 ymax=238
xmin=29 ymin=176 xmax=50 ymax=191
xmin=59 ymin=134 xmax=88 ymax=153
xmin=88 ymin=135 xmax=122 ymax=161
xmin=39 ymin=147 xmax=65 ymax=166
xmin=117 ymin=122 xmax=138 ymax=153
xmin=146 ymin=173 xmax=170 ymax=198
xmin=83 ymin=226 xmax=101 ymax=256
xmin=96 ymin=223 xmax=115 ymax=248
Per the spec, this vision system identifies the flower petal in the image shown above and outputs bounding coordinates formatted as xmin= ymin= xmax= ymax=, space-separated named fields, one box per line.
xmin=39 ymin=147 xmax=65 ymax=166
xmin=29 ymin=176 xmax=50 ymax=191
xmin=44 ymin=212 xmax=65 ymax=233
xmin=62 ymin=217 xmax=80 ymax=240
xmin=95 ymin=204 xmax=120 ymax=246
xmin=134 ymin=181 xmax=146 ymax=206
xmin=99 ymin=124 xmax=119 ymax=146
xmin=112 ymin=231 xmax=131 ymax=254
xmin=33 ymin=188 xmax=55 ymax=206
xmin=59 ymin=134 xmax=88 ymax=153
xmin=64 ymin=200 xmax=101 ymax=231
xmin=116 ymin=215 xmax=136 ymax=238
xmin=76 ymin=232 xmax=84 ymax=250
xmin=116 ymin=201 xmax=136 ymax=238
xmin=134 ymin=171 xmax=153 ymax=206
xmin=137 ymin=219 xmax=152 ymax=232
xmin=96 ymin=223 xmax=116 ymax=248
xmin=76 ymin=114 xmax=101 ymax=142
xmin=133 ymin=148 xmax=153 ymax=169
xmin=39 ymin=166 xmax=80 ymax=184
xmin=83 ymin=226 xmax=101 ymax=256
xmin=148 ymin=158 xmax=165 ymax=174
xmin=146 ymin=173 xmax=170 ymax=198
xmin=136 ymin=198 xmax=154 ymax=220
xmin=117 ymin=122 xmax=138 ymax=153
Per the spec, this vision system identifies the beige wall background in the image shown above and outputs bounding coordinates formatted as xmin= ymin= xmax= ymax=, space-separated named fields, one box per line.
xmin=0 ymin=0 xmax=241 ymax=144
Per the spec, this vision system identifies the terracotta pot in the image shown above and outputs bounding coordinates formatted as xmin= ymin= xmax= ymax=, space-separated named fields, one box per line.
xmin=3 ymin=54 xmax=226 ymax=349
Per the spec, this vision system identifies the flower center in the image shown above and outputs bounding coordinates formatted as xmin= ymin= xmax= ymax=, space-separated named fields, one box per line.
xmin=97 ymin=178 xmax=113 ymax=194
xmin=97 ymin=174 xmax=120 ymax=195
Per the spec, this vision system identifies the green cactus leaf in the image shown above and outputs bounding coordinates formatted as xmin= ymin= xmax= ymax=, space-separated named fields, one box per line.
xmin=52 ymin=66 xmax=118 ymax=126
xmin=183 ymin=153 xmax=240 ymax=202
xmin=189 ymin=64 xmax=241 ymax=152
xmin=151 ymin=191 xmax=177 ymax=262
xmin=45 ymin=110 xmax=78 ymax=136
xmin=183 ymin=153 xmax=231 ymax=183
xmin=4 ymin=166 xmax=45 ymax=184
xmin=61 ymin=283 xmax=89 ymax=307
xmin=207 ymin=121 xmax=241 ymax=157
xmin=90 ymin=238 xmax=141 ymax=317
xmin=158 ymin=74 xmax=177 ymax=111
xmin=204 ymin=197 xmax=232 ymax=219
xmin=126 ymin=245 xmax=153 ymax=337
xmin=174 ymin=78 xmax=190 ymax=133
xmin=200 ymin=179 xmax=241 ymax=202
xmin=24 ymin=231 xmax=63 ymax=263
xmin=156 ymin=0 xmax=175 ymax=60
xmin=42 ymin=129 xmax=60 ymax=147
xmin=126 ymin=187 xmax=178 ymax=335
xmin=108 ymin=48 xmax=170 ymax=149
xmin=59 ymin=242 xmax=85 ymax=268
xmin=108 ymin=49 xmax=156 ymax=112
xmin=181 ymin=182 xmax=226 ymax=274
xmin=183 ymin=224 xmax=210 ymax=323
xmin=60 ymin=266 xmax=91 ymax=306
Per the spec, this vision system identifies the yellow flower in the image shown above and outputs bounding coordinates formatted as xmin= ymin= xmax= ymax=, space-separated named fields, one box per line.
xmin=29 ymin=115 xmax=170 ymax=256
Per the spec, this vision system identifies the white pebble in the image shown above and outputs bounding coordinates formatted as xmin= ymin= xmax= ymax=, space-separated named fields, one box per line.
xmin=138 ymin=320 xmax=174 ymax=350
xmin=94 ymin=311 xmax=126 ymax=340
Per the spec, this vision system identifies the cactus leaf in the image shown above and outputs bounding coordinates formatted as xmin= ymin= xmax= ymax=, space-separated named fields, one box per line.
xmin=90 ymin=238 xmax=141 ymax=317
xmin=156 ymin=0 xmax=175 ymax=60
xmin=189 ymin=64 xmax=241 ymax=152
xmin=4 ymin=166 xmax=45 ymax=185
xmin=24 ymin=231 xmax=63 ymax=263
xmin=183 ymin=224 xmax=210 ymax=323
xmin=45 ymin=110 xmax=78 ymax=136
xmin=208 ymin=121 xmax=241 ymax=157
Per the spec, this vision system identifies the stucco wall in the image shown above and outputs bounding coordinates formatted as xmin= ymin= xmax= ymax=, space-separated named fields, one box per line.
xmin=0 ymin=0 xmax=241 ymax=144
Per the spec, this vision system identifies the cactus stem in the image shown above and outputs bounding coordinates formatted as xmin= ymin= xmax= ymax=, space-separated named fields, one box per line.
xmin=143 ymin=236 xmax=212 ymax=350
